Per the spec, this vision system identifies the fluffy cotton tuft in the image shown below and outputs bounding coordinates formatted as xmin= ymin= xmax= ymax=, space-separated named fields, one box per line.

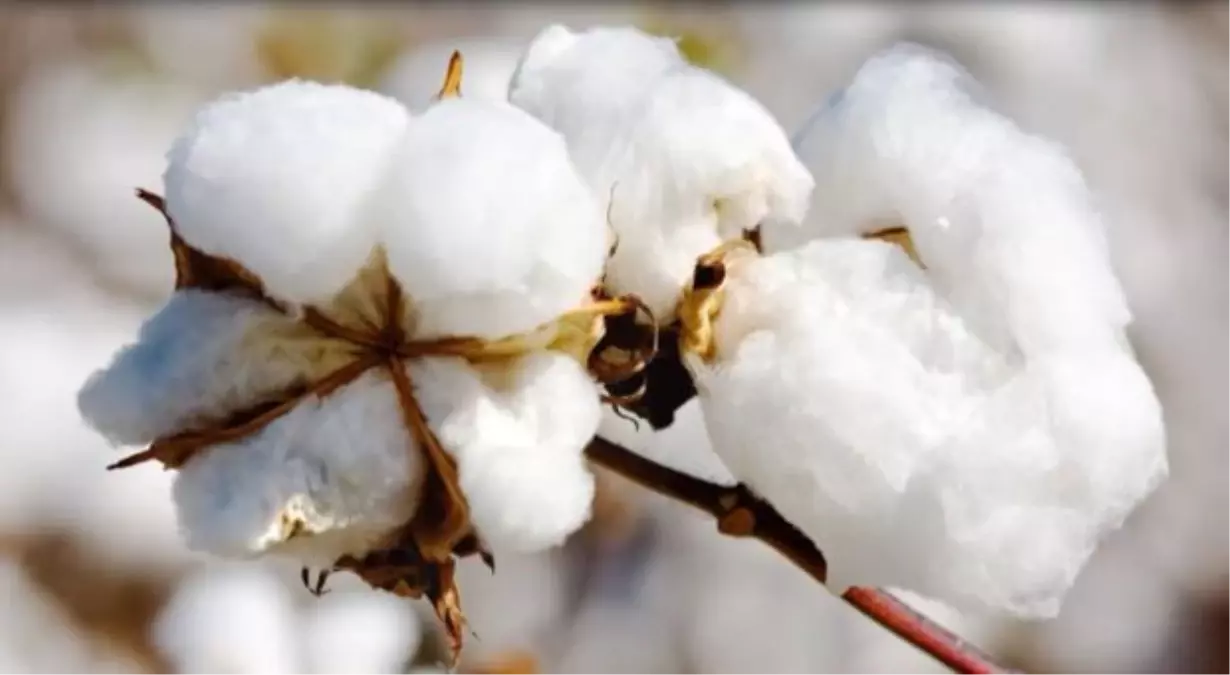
xmin=510 ymin=24 xmax=814 ymax=319
xmin=375 ymin=98 xmax=608 ymax=340
xmin=163 ymin=80 xmax=410 ymax=305
xmin=783 ymin=43 xmax=1132 ymax=354
xmin=684 ymin=45 xmax=1168 ymax=617
xmin=412 ymin=354 xmax=600 ymax=554
xmin=172 ymin=370 xmax=426 ymax=566
xmin=77 ymin=290 xmax=345 ymax=447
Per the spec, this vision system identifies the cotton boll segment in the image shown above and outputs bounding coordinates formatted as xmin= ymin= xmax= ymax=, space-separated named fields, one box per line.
xmin=78 ymin=290 xmax=355 ymax=448
xmin=786 ymin=43 xmax=1132 ymax=355
xmin=511 ymin=25 xmax=813 ymax=319
xmin=172 ymin=370 xmax=425 ymax=566
xmin=376 ymin=97 xmax=608 ymax=340
xmin=411 ymin=353 xmax=599 ymax=554
xmin=163 ymin=80 xmax=410 ymax=306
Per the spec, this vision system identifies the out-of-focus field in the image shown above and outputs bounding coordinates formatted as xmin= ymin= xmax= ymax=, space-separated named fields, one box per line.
xmin=0 ymin=3 xmax=1224 ymax=673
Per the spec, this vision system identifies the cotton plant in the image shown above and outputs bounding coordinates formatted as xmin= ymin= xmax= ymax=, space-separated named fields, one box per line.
xmin=75 ymin=22 xmax=1168 ymax=674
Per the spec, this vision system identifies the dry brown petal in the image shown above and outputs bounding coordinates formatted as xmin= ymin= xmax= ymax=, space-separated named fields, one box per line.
xmin=436 ymin=50 xmax=464 ymax=99
xmin=135 ymin=189 xmax=277 ymax=305
xmin=677 ymin=238 xmax=758 ymax=361
xmin=864 ymin=224 xmax=925 ymax=268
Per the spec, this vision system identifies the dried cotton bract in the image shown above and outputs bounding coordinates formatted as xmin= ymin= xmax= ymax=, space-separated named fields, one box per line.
xmin=77 ymin=54 xmax=629 ymax=659
xmin=681 ymin=45 xmax=1167 ymax=618
xmin=509 ymin=25 xmax=815 ymax=320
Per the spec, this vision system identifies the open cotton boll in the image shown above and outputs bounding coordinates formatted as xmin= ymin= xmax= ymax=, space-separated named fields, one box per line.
xmin=692 ymin=238 xmax=1166 ymax=616
xmin=163 ymin=80 xmax=410 ymax=305
xmin=376 ymin=97 xmax=607 ymax=340
xmin=78 ymin=289 xmax=355 ymax=447
xmin=783 ymin=43 xmax=1132 ymax=355
xmin=380 ymin=37 xmax=524 ymax=109
xmin=172 ymin=370 xmax=425 ymax=566
xmin=153 ymin=563 xmax=300 ymax=674
xmin=510 ymin=24 xmax=813 ymax=319
xmin=301 ymin=590 xmax=422 ymax=674
xmin=411 ymin=353 xmax=599 ymax=554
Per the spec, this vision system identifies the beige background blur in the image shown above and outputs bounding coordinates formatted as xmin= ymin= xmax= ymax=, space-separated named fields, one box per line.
xmin=0 ymin=3 xmax=1224 ymax=673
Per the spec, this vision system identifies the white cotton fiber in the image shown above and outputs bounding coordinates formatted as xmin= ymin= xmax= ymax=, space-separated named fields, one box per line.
xmin=172 ymin=370 xmax=425 ymax=566
xmin=410 ymin=353 xmax=599 ymax=554
xmin=784 ymin=43 xmax=1132 ymax=355
xmin=509 ymin=24 xmax=685 ymax=179
xmin=77 ymin=289 xmax=350 ymax=447
xmin=509 ymin=24 xmax=814 ymax=319
xmin=692 ymin=237 xmax=1166 ymax=616
xmin=163 ymin=80 xmax=410 ymax=305
xmin=375 ymin=97 xmax=608 ymax=340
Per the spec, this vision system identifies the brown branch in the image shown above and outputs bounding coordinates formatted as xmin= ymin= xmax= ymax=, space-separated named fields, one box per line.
xmin=585 ymin=435 xmax=1019 ymax=675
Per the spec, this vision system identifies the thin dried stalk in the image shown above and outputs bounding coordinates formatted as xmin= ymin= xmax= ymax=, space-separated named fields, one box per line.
xmin=584 ymin=436 xmax=1017 ymax=675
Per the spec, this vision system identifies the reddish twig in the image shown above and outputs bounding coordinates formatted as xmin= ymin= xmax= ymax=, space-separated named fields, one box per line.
xmin=585 ymin=435 xmax=1018 ymax=674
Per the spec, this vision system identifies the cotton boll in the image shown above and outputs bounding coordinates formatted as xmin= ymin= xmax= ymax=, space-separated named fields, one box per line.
xmin=411 ymin=353 xmax=599 ymax=554
xmin=301 ymin=590 xmax=421 ymax=674
xmin=172 ymin=370 xmax=425 ymax=566
xmin=78 ymin=290 xmax=354 ymax=448
xmin=511 ymin=25 xmax=813 ymax=319
xmin=153 ymin=562 xmax=300 ymax=674
xmin=380 ymin=37 xmax=524 ymax=109
xmin=163 ymin=80 xmax=410 ymax=305
xmin=376 ymin=97 xmax=607 ymax=340
xmin=693 ymin=237 xmax=1166 ymax=615
xmin=4 ymin=59 xmax=203 ymax=298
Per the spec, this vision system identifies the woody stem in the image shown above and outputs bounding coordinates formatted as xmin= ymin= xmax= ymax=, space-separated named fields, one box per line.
xmin=584 ymin=435 xmax=1017 ymax=675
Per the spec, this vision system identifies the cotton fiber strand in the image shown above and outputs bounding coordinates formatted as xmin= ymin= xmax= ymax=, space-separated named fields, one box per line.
xmin=510 ymin=24 xmax=814 ymax=319
xmin=689 ymin=45 xmax=1167 ymax=615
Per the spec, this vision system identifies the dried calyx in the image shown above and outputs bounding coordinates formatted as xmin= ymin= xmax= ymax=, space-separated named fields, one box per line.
xmin=103 ymin=54 xmax=655 ymax=665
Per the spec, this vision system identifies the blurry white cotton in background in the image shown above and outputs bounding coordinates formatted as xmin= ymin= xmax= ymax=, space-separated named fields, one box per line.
xmin=154 ymin=562 xmax=300 ymax=674
xmin=4 ymin=58 xmax=205 ymax=300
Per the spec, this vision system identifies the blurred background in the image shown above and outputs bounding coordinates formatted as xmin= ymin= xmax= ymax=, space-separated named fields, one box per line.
xmin=0 ymin=2 xmax=1225 ymax=673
